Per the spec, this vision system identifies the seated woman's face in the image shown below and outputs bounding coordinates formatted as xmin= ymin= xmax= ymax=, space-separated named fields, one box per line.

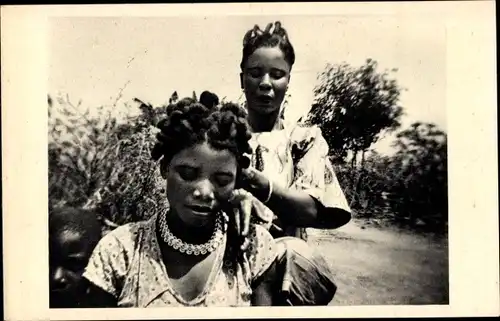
xmin=163 ymin=141 xmax=238 ymax=227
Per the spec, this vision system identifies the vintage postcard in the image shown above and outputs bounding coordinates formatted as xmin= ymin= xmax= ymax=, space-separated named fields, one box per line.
xmin=2 ymin=2 xmax=498 ymax=320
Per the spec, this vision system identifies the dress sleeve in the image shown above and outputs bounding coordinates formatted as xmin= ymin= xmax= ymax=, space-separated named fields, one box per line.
xmin=246 ymin=224 xmax=278 ymax=282
xmin=290 ymin=126 xmax=351 ymax=217
xmin=82 ymin=227 xmax=130 ymax=298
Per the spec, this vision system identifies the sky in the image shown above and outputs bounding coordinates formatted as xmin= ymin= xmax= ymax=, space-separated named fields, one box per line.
xmin=49 ymin=14 xmax=447 ymax=154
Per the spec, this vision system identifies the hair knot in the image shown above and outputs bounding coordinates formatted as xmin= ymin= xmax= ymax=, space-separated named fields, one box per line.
xmin=152 ymin=95 xmax=252 ymax=169
xmin=240 ymin=21 xmax=295 ymax=70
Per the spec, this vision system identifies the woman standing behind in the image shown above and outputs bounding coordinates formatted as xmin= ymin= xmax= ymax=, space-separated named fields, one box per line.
xmin=236 ymin=21 xmax=352 ymax=305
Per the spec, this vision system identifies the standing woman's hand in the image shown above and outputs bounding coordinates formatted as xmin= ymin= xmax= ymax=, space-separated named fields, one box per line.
xmin=238 ymin=167 xmax=273 ymax=202
xmin=239 ymin=165 xmax=322 ymax=228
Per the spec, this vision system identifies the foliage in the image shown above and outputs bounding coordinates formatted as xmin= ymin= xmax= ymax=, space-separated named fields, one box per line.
xmin=389 ymin=122 xmax=448 ymax=231
xmin=304 ymin=59 xmax=447 ymax=233
xmin=307 ymin=59 xmax=404 ymax=165
xmin=334 ymin=122 xmax=447 ymax=233
xmin=48 ymin=94 xmax=166 ymax=226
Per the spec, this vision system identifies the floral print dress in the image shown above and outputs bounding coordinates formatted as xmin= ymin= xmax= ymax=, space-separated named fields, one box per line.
xmin=83 ymin=215 xmax=277 ymax=307
xmin=248 ymin=120 xmax=351 ymax=239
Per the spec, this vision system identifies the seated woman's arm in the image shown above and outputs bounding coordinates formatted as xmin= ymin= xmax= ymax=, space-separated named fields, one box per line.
xmin=251 ymin=260 xmax=278 ymax=306
xmin=81 ymin=278 xmax=118 ymax=308
xmin=81 ymin=228 xmax=128 ymax=308
xmin=245 ymin=224 xmax=280 ymax=306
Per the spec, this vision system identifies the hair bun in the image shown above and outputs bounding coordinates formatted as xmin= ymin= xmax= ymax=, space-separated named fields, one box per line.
xmin=242 ymin=21 xmax=290 ymax=47
xmin=264 ymin=22 xmax=273 ymax=34
xmin=151 ymin=96 xmax=252 ymax=170
xmin=199 ymin=91 xmax=219 ymax=109
xmin=243 ymin=25 xmax=261 ymax=46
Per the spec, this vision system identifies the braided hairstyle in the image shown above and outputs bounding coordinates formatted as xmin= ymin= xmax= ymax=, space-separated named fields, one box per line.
xmin=151 ymin=97 xmax=253 ymax=173
xmin=240 ymin=21 xmax=295 ymax=71
xmin=152 ymin=97 xmax=255 ymax=265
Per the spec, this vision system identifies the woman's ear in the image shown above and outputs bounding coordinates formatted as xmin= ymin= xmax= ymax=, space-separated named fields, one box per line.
xmin=240 ymin=73 xmax=244 ymax=90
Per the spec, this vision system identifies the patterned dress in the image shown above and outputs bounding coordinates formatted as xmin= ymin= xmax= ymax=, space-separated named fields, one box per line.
xmin=83 ymin=215 xmax=277 ymax=307
xmin=248 ymin=120 xmax=351 ymax=239
xmin=246 ymin=120 xmax=351 ymax=305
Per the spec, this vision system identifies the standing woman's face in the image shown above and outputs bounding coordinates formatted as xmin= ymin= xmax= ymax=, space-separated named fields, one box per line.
xmin=162 ymin=141 xmax=238 ymax=227
xmin=241 ymin=46 xmax=291 ymax=116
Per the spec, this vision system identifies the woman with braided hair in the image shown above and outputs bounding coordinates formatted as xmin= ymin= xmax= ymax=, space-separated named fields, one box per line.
xmin=82 ymin=98 xmax=279 ymax=307
xmin=232 ymin=21 xmax=352 ymax=305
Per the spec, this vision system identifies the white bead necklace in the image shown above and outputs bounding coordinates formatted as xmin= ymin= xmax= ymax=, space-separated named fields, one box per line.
xmin=158 ymin=211 xmax=225 ymax=256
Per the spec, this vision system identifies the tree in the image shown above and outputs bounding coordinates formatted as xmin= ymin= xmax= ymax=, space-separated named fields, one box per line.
xmin=306 ymin=59 xmax=404 ymax=166
xmin=388 ymin=122 xmax=448 ymax=232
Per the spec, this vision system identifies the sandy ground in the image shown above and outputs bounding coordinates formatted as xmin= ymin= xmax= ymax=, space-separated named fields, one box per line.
xmin=307 ymin=220 xmax=449 ymax=305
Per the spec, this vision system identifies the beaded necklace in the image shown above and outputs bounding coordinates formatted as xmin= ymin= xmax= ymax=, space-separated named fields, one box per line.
xmin=158 ymin=212 xmax=225 ymax=256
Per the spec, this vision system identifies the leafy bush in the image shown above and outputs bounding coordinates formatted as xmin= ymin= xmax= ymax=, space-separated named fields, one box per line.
xmin=333 ymin=122 xmax=448 ymax=234
xmin=48 ymin=94 xmax=165 ymax=226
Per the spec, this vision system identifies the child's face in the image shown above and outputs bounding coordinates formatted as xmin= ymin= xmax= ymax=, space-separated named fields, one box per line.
xmin=163 ymin=141 xmax=238 ymax=227
xmin=241 ymin=46 xmax=291 ymax=116
xmin=49 ymin=227 xmax=96 ymax=308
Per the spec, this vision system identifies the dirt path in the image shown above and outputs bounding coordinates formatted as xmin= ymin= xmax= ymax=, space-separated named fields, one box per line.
xmin=307 ymin=220 xmax=449 ymax=305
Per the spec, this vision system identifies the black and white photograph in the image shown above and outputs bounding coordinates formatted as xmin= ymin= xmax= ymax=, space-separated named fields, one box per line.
xmin=2 ymin=2 xmax=498 ymax=319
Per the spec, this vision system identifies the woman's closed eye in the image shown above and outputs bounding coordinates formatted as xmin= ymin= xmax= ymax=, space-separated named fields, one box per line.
xmin=270 ymin=69 xmax=287 ymax=79
xmin=214 ymin=173 xmax=235 ymax=187
xmin=247 ymin=68 xmax=287 ymax=80
xmin=247 ymin=67 xmax=263 ymax=78
xmin=176 ymin=165 xmax=199 ymax=181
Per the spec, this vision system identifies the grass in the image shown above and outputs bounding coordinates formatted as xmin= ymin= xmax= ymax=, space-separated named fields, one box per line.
xmin=307 ymin=219 xmax=449 ymax=305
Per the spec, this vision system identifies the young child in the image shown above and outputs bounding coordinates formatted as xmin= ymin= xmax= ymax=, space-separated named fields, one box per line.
xmin=49 ymin=207 xmax=102 ymax=308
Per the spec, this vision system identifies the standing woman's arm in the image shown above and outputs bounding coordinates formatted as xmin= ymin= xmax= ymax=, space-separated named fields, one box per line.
xmin=241 ymin=126 xmax=351 ymax=229
xmin=242 ymin=168 xmax=320 ymax=227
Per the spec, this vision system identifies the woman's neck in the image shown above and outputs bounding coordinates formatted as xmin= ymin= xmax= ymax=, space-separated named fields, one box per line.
xmin=247 ymin=109 xmax=281 ymax=133
xmin=164 ymin=210 xmax=215 ymax=245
